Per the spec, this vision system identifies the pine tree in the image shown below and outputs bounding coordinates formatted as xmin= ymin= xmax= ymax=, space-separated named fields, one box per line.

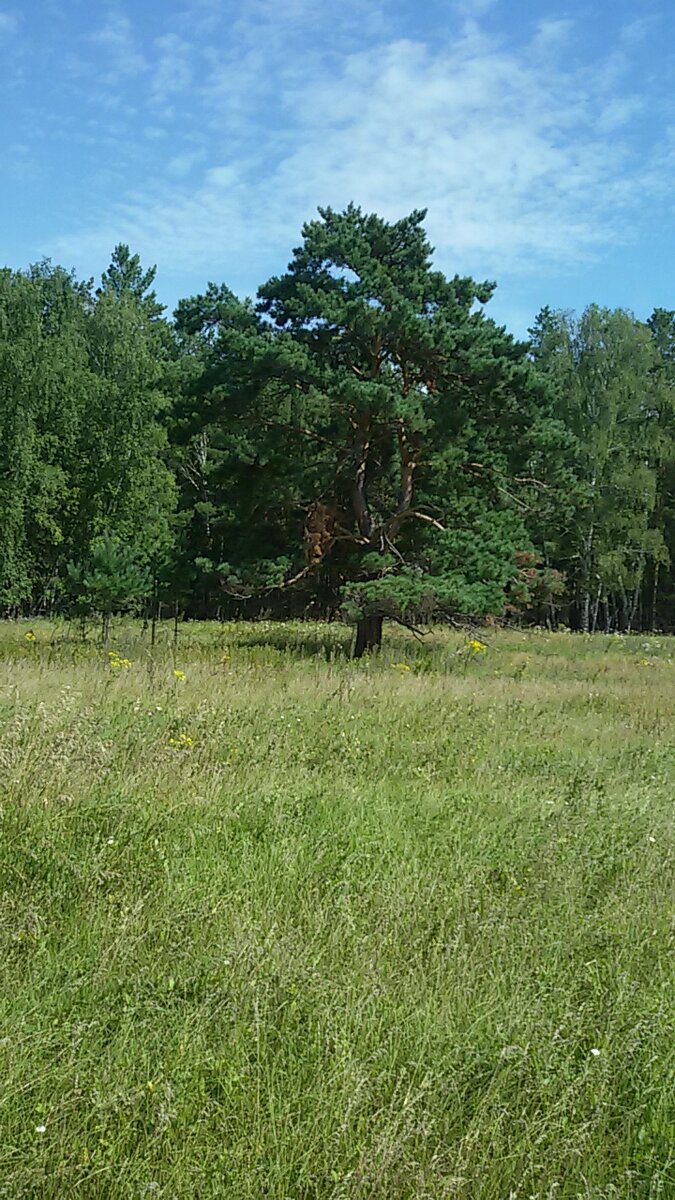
xmin=179 ymin=206 xmax=557 ymax=651
xmin=68 ymin=253 xmax=177 ymax=570
xmin=66 ymin=533 xmax=150 ymax=642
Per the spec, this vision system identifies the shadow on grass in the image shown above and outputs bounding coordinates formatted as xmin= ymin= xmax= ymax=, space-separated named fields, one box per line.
xmin=235 ymin=622 xmax=435 ymax=662
xmin=236 ymin=628 xmax=354 ymax=660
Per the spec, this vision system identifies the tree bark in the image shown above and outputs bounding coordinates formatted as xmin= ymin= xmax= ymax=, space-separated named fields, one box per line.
xmin=397 ymin=423 xmax=416 ymax=514
xmin=353 ymin=613 xmax=383 ymax=658
xmin=351 ymin=415 xmax=375 ymax=541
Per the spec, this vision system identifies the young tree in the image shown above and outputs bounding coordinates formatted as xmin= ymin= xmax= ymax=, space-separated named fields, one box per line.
xmin=66 ymin=533 xmax=150 ymax=642
xmin=178 ymin=206 xmax=556 ymax=652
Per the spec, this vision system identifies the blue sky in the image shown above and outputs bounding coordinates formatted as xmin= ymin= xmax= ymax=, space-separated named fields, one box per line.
xmin=1 ymin=0 xmax=674 ymax=334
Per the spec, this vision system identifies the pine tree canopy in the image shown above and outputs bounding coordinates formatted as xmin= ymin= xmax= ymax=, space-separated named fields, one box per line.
xmin=178 ymin=206 xmax=559 ymax=642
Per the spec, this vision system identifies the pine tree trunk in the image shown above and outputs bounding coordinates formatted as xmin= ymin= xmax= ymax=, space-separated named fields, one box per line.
xmin=353 ymin=614 xmax=383 ymax=658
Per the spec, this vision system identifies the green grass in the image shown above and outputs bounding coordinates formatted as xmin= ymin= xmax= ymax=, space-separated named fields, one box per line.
xmin=0 ymin=619 xmax=673 ymax=1198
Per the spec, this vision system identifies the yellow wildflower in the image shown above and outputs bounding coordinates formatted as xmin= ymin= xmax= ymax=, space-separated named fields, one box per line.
xmin=168 ymin=732 xmax=194 ymax=750
xmin=393 ymin=662 xmax=412 ymax=672
xmin=108 ymin=654 xmax=132 ymax=669
xmin=467 ymin=638 xmax=488 ymax=654
xmin=24 ymin=631 xmax=36 ymax=642
xmin=173 ymin=669 xmax=186 ymax=682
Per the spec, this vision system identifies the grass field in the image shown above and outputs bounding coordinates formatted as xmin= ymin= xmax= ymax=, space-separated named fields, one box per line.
xmin=0 ymin=619 xmax=673 ymax=1199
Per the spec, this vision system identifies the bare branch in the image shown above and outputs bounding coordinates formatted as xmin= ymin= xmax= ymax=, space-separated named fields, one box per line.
xmin=514 ymin=475 xmax=550 ymax=490
xmin=351 ymin=414 xmax=376 ymax=540
xmin=219 ymin=563 xmax=315 ymax=600
xmin=406 ymin=510 xmax=446 ymax=531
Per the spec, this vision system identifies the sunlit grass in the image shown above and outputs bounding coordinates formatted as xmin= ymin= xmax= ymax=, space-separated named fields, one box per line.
xmin=0 ymin=620 xmax=673 ymax=1198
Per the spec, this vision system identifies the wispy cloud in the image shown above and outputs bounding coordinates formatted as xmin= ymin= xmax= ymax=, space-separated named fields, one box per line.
xmin=620 ymin=15 xmax=659 ymax=45
xmin=453 ymin=0 xmax=498 ymax=18
xmin=91 ymin=13 xmax=147 ymax=82
xmin=596 ymin=96 xmax=645 ymax=134
xmin=150 ymin=33 xmax=193 ymax=110
xmin=0 ymin=9 xmax=18 ymax=35
xmin=51 ymin=3 xmax=673 ymax=301
xmin=532 ymin=18 xmax=574 ymax=49
xmin=166 ymin=148 xmax=207 ymax=178
xmin=6 ymin=142 xmax=36 ymax=184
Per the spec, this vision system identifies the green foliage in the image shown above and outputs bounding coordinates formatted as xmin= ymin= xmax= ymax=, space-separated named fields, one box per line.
xmin=0 ymin=211 xmax=674 ymax=633
xmin=0 ymin=255 xmax=176 ymax=614
xmin=530 ymin=304 xmax=674 ymax=630
xmin=99 ymin=243 xmax=165 ymax=320
xmin=66 ymin=534 xmax=150 ymax=637
xmin=178 ymin=206 xmax=558 ymax=641
xmin=0 ymin=263 xmax=89 ymax=606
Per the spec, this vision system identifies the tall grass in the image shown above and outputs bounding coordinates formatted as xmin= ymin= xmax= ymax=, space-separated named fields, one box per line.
xmin=0 ymin=621 xmax=673 ymax=1198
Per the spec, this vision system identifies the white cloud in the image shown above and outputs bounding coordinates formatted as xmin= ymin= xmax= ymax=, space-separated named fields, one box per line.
xmin=620 ymin=16 xmax=658 ymax=45
xmin=0 ymin=10 xmax=17 ymax=34
xmin=596 ymin=96 xmax=645 ymax=134
xmin=7 ymin=142 xmax=36 ymax=184
xmin=532 ymin=18 xmax=574 ymax=49
xmin=150 ymin=33 xmax=194 ymax=108
xmin=52 ymin=5 xmax=672 ymax=299
xmin=166 ymin=149 xmax=207 ymax=178
xmin=453 ymin=0 xmax=498 ymax=17
xmin=91 ymin=13 xmax=147 ymax=81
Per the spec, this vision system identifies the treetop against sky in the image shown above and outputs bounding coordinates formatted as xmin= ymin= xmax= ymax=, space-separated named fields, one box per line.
xmin=0 ymin=0 xmax=673 ymax=334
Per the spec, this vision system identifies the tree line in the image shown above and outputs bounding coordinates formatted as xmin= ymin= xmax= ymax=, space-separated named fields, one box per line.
xmin=1 ymin=207 xmax=673 ymax=650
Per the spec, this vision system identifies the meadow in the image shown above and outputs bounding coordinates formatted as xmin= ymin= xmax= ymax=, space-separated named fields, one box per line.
xmin=0 ymin=619 xmax=673 ymax=1199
